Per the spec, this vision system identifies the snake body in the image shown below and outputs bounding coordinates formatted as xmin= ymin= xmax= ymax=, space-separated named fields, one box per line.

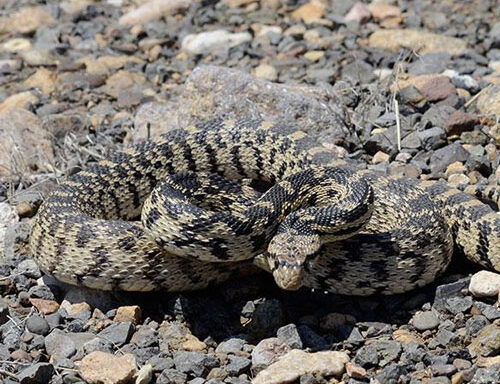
xmin=30 ymin=120 xmax=500 ymax=295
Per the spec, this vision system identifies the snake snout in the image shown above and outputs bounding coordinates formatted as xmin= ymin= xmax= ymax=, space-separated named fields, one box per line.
xmin=268 ymin=231 xmax=321 ymax=291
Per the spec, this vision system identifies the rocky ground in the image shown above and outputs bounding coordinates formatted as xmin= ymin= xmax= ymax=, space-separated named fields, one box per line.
xmin=1 ymin=0 xmax=500 ymax=383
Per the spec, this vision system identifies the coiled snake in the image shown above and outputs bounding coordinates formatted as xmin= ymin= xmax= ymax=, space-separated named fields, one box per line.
xmin=30 ymin=120 xmax=500 ymax=295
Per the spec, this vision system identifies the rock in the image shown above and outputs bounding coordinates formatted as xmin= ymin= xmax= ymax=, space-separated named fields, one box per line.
xmin=372 ymin=151 xmax=390 ymax=164
xmin=354 ymin=340 xmax=402 ymax=368
xmin=477 ymin=356 xmax=500 ymax=367
xmin=26 ymin=315 xmax=50 ymax=336
xmin=0 ymin=6 xmax=54 ymax=35
xmin=226 ymin=355 xmax=251 ymax=375
xmin=253 ymin=64 xmax=278 ymax=81
xmin=182 ymin=335 xmax=207 ymax=352
xmin=76 ymin=352 xmax=137 ymax=384
xmin=136 ymin=364 xmax=153 ymax=384
xmin=0 ymin=92 xmax=38 ymax=112
xmin=475 ymin=302 xmax=500 ymax=321
xmin=0 ymin=108 xmax=54 ymax=179
xmin=23 ymin=68 xmax=58 ymax=96
xmin=429 ymin=142 xmax=471 ymax=175
xmin=253 ymin=350 xmax=349 ymax=384
xmin=291 ymin=0 xmax=326 ymax=24
xmin=412 ymin=311 xmax=440 ymax=331
xmin=29 ymin=298 xmax=60 ymax=315
xmin=468 ymin=323 xmax=500 ymax=357
xmin=368 ymin=3 xmax=401 ymax=21
xmin=471 ymin=365 xmax=500 ymax=383
xmin=119 ymin=0 xmax=192 ymax=25
xmin=0 ymin=299 xmax=9 ymax=326
xmin=175 ymin=66 xmax=348 ymax=147
xmin=114 ymin=306 xmax=142 ymax=325
xmin=304 ymin=50 xmax=325 ymax=62
xmin=18 ymin=362 xmax=54 ymax=384
xmin=276 ymin=324 xmax=303 ymax=349
xmin=392 ymin=75 xmax=456 ymax=102
xmin=241 ymin=298 xmax=284 ymax=339
xmin=60 ymin=301 xmax=92 ymax=321
xmin=45 ymin=329 xmax=95 ymax=359
xmin=392 ymin=329 xmax=425 ymax=345
xmin=222 ymin=0 xmax=255 ymax=7
xmin=345 ymin=2 xmax=371 ymax=23
xmin=101 ymin=70 xmax=146 ymax=99
xmin=476 ymin=85 xmax=500 ymax=116
xmin=182 ymin=30 xmax=252 ymax=55
xmin=469 ymin=271 xmax=500 ymax=297
xmin=466 ymin=315 xmax=489 ymax=337
xmin=83 ymin=337 xmax=113 ymax=354
xmin=445 ymin=296 xmax=473 ymax=315
xmin=98 ymin=322 xmax=135 ymax=347
xmin=251 ymin=338 xmax=290 ymax=373
xmin=345 ymin=361 xmax=367 ymax=379
xmin=173 ymin=351 xmax=218 ymax=376
xmin=215 ymin=338 xmax=247 ymax=355
xmin=78 ymin=56 xmax=144 ymax=77
xmin=444 ymin=111 xmax=479 ymax=135
xmin=367 ymin=29 xmax=467 ymax=56
xmin=157 ymin=369 xmax=187 ymax=384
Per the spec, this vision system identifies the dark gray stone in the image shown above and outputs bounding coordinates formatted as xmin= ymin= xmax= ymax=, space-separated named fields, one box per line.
xmin=434 ymin=329 xmax=459 ymax=347
xmin=374 ymin=363 xmax=408 ymax=384
xmin=276 ymin=324 xmax=303 ymax=349
xmin=242 ymin=299 xmax=284 ymax=339
xmin=173 ymin=351 xmax=218 ymax=377
xmin=157 ymin=369 xmax=188 ymax=384
xmin=431 ymin=364 xmax=457 ymax=377
xmin=475 ymin=302 xmax=500 ymax=321
xmin=429 ymin=142 xmax=471 ymax=174
xmin=466 ymin=315 xmax=489 ymax=337
xmin=417 ymin=127 xmax=447 ymax=150
xmin=354 ymin=340 xmax=402 ymax=368
xmin=445 ymin=296 xmax=473 ymax=315
xmin=226 ymin=355 xmax=251 ymax=376
xmin=433 ymin=279 xmax=469 ymax=313
xmin=26 ymin=315 xmax=50 ymax=336
xmin=18 ymin=363 xmax=54 ymax=384
xmin=83 ymin=337 xmax=113 ymax=354
xmin=97 ymin=321 xmax=134 ymax=347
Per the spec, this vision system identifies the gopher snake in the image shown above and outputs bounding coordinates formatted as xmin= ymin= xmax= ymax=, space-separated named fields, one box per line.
xmin=30 ymin=120 xmax=500 ymax=295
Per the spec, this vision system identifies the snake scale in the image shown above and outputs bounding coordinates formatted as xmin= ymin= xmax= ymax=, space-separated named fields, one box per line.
xmin=30 ymin=119 xmax=500 ymax=295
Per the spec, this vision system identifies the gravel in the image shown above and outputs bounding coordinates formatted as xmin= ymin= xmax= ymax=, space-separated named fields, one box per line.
xmin=1 ymin=0 xmax=499 ymax=383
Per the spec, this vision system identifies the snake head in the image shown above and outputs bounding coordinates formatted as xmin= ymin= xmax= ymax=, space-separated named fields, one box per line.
xmin=267 ymin=228 xmax=321 ymax=291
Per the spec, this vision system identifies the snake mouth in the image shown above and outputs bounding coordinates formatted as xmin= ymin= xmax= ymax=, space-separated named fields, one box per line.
xmin=272 ymin=263 xmax=303 ymax=291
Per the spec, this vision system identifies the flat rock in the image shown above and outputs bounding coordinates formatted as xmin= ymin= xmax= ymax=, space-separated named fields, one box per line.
xmin=368 ymin=29 xmax=467 ymax=56
xmin=253 ymin=349 xmax=349 ymax=384
xmin=0 ymin=108 xmax=54 ymax=179
xmin=76 ymin=351 xmax=137 ymax=384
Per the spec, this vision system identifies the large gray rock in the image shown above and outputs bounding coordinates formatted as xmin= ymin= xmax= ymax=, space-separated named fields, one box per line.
xmin=132 ymin=65 xmax=350 ymax=148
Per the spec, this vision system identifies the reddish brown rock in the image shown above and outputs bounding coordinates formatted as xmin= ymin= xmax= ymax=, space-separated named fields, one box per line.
xmin=444 ymin=111 xmax=479 ymax=135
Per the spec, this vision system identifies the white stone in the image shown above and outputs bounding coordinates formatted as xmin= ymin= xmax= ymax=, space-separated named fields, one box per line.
xmin=119 ymin=0 xmax=192 ymax=25
xmin=469 ymin=270 xmax=500 ymax=297
xmin=253 ymin=349 xmax=349 ymax=384
xmin=181 ymin=30 xmax=252 ymax=55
